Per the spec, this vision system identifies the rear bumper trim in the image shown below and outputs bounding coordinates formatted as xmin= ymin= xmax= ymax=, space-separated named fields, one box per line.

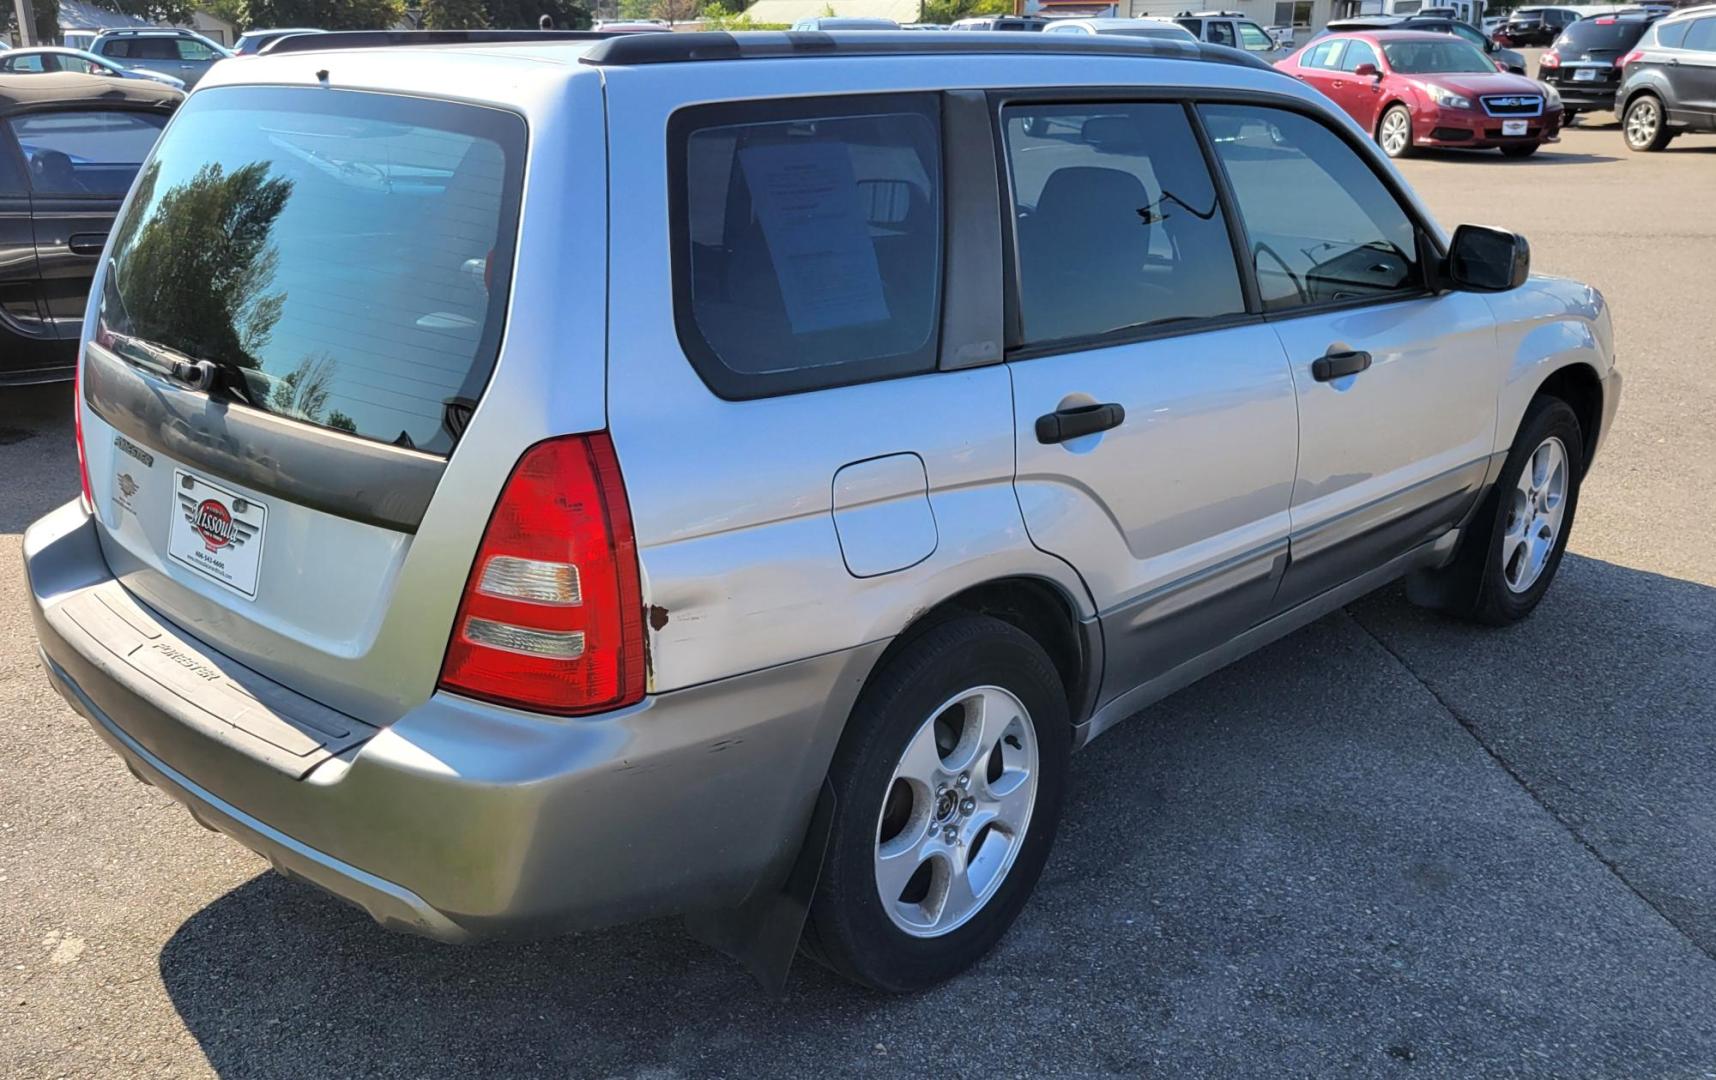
xmin=42 ymin=647 xmax=469 ymax=942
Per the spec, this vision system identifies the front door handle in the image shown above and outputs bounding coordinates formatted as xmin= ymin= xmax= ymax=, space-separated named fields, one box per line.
xmin=67 ymin=233 xmax=108 ymax=256
xmin=1036 ymin=402 xmax=1126 ymax=444
xmin=1312 ymin=348 xmax=1372 ymax=381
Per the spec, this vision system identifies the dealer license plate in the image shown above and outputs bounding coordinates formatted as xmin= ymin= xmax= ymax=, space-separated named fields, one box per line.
xmin=1574 ymin=68 xmax=1600 ymax=81
xmin=167 ymin=471 xmax=268 ymax=599
xmin=1502 ymin=120 xmax=1529 ymax=136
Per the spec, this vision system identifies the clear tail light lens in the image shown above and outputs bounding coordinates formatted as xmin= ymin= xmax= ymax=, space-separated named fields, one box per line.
xmin=437 ymin=433 xmax=646 ymax=715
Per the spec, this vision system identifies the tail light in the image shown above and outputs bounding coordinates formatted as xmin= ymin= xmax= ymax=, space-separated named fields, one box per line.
xmin=437 ymin=433 xmax=646 ymax=716
xmin=73 ymin=360 xmax=93 ymax=514
xmin=1540 ymin=51 xmax=1560 ymax=68
xmin=1618 ymin=48 xmax=1644 ymax=68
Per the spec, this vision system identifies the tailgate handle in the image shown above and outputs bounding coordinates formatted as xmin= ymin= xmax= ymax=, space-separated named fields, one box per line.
xmin=67 ymin=233 xmax=108 ymax=256
xmin=1036 ymin=402 xmax=1126 ymax=444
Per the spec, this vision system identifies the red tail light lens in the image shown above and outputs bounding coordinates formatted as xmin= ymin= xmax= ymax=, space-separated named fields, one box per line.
xmin=73 ymin=360 xmax=93 ymax=514
xmin=1618 ymin=49 xmax=1644 ymax=68
xmin=438 ymin=433 xmax=646 ymax=715
xmin=1540 ymin=51 xmax=1560 ymax=67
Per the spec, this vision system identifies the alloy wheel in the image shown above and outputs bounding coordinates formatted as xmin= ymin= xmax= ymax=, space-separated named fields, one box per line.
xmin=1501 ymin=436 xmax=1569 ymax=593
xmin=1626 ymin=98 xmax=1659 ymax=149
xmin=1381 ymin=109 xmax=1412 ymax=156
xmin=873 ymin=686 xmax=1038 ymax=938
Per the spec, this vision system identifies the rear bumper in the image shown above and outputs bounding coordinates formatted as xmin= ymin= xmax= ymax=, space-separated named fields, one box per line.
xmin=1551 ymin=85 xmax=1619 ymax=110
xmin=26 ymin=501 xmax=881 ymax=941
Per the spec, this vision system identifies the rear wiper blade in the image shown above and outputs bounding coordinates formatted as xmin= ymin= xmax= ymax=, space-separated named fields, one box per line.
xmin=108 ymin=335 xmax=257 ymax=407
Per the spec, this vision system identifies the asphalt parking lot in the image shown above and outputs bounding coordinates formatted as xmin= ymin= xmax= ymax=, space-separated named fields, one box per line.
xmin=4 ymin=119 xmax=1715 ymax=1079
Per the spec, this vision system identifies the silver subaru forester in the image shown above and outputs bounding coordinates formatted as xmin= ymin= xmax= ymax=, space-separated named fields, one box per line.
xmin=25 ymin=29 xmax=1620 ymax=992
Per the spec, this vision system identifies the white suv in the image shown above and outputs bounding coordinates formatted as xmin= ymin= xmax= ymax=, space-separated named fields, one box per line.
xmin=26 ymin=30 xmax=1619 ymax=993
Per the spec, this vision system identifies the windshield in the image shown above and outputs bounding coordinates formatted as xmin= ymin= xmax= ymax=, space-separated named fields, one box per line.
xmin=99 ymin=86 xmax=526 ymax=455
xmin=1383 ymin=38 xmax=1497 ymax=71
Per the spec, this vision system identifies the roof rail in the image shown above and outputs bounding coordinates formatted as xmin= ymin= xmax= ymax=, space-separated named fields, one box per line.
xmin=262 ymin=29 xmax=638 ymax=56
xmin=579 ymin=30 xmax=1277 ymax=69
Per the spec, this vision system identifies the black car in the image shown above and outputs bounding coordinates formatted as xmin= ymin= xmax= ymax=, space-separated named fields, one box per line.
xmin=0 ymin=73 xmax=180 ymax=385
xmin=1495 ymin=5 xmax=1580 ymax=47
xmin=1617 ymin=7 xmax=1716 ymax=150
xmin=1314 ymin=15 xmax=1527 ymax=72
xmin=1540 ymin=12 xmax=1659 ymax=118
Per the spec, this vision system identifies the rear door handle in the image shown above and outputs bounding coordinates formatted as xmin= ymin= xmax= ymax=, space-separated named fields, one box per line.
xmin=1312 ymin=348 xmax=1372 ymax=381
xmin=1036 ymin=402 xmax=1126 ymax=444
xmin=67 ymin=233 xmax=108 ymax=256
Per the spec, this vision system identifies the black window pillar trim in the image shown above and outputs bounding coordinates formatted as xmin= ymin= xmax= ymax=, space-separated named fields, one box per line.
xmin=938 ymin=90 xmax=1005 ymax=371
xmin=1184 ymin=100 xmax=1264 ymax=317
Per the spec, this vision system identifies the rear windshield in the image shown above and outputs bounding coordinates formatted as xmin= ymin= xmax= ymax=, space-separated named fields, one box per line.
xmin=1557 ymin=18 xmax=1650 ymax=49
xmin=98 ymin=86 xmax=525 ymax=455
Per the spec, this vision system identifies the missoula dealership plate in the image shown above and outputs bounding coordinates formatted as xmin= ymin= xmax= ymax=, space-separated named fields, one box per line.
xmin=167 ymin=470 xmax=268 ymax=600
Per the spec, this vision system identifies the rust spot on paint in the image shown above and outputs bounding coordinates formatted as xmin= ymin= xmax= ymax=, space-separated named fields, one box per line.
xmin=648 ymin=604 xmax=671 ymax=631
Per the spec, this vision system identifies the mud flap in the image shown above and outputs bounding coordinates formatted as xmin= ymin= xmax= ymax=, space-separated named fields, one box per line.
xmin=683 ymin=779 xmax=835 ymax=996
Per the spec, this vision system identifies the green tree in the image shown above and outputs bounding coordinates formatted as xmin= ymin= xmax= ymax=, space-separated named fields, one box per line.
xmin=91 ymin=0 xmax=198 ymax=23
xmin=5 ymin=0 xmax=61 ymax=44
xmin=917 ymin=0 xmax=1006 ymax=23
xmin=483 ymin=0 xmax=591 ymax=28
xmin=111 ymin=160 xmax=294 ymax=371
xmin=697 ymin=1 xmax=786 ymax=28
xmin=421 ymin=0 xmax=488 ymax=25
xmin=239 ymin=0 xmax=407 ymax=31
xmin=615 ymin=0 xmax=651 ymax=18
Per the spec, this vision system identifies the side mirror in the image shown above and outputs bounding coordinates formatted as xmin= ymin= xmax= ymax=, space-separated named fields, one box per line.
xmin=1446 ymin=224 xmax=1530 ymax=292
xmin=1353 ymin=62 xmax=1379 ymax=78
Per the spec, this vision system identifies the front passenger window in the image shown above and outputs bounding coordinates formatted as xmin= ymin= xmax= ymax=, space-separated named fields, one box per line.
xmin=1199 ymin=104 xmax=1420 ymax=310
xmin=1002 ymin=103 xmax=1247 ymax=346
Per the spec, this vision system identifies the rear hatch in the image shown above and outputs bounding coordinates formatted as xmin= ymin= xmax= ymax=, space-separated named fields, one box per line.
xmin=1542 ymin=17 xmax=1649 ymax=87
xmin=77 ymin=83 xmax=528 ymax=724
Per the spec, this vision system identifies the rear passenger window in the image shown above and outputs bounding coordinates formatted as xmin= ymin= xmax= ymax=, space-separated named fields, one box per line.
xmin=1302 ymin=40 xmax=1345 ymax=68
xmin=1200 ymin=104 xmax=1420 ymax=310
xmin=1682 ymin=18 xmax=1716 ymax=51
xmin=1654 ymin=21 xmax=1689 ymax=48
xmin=673 ymin=95 xmax=942 ymax=398
xmin=1338 ymin=39 xmax=1379 ymax=71
xmin=1002 ymin=102 xmax=1246 ymax=347
xmin=8 ymin=110 xmax=166 ymax=196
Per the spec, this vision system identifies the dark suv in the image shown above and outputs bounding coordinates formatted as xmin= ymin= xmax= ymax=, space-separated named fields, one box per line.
xmin=1495 ymin=6 xmax=1579 ymax=47
xmin=1540 ymin=11 xmax=1659 ymax=119
xmin=1617 ymin=5 xmax=1716 ymax=150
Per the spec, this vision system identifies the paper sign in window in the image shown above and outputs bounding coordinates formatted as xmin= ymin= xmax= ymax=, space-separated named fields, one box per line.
xmin=738 ymin=140 xmax=891 ymax=335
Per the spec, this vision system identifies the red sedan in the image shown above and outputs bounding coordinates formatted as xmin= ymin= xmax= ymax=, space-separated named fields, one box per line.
xmin=1277 ymin=30 xmax=1564 ymax=158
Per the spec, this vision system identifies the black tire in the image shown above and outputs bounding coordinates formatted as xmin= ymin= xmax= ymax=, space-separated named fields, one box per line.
xmin=1429 ymin=396 xmax=1585 ymax=625
xmin=1623 ymin=93 xmax=1672 ymax=152
xmin=803 ymin=615 xmax=1070 ymax=992
xmin=1500 ymin=142 xmax=1541 ymax=158
xmin=1378 ymin=104 xmax=1416 ymax=158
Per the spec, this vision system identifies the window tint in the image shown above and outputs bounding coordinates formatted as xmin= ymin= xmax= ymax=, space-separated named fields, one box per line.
xmin=8 ymin=110 xmax=166 ymax=196
xmin=1002 ymin=103 xmax=1245 ymax=346
xmin=676 ymin=96 xmax=942 ymax=397
xmin=1238 ymin=22 xmax=1274 ymax=49
xmin=1199 ymin=104 xmax=1419 ymax=311
xmin=1683 ymin=17 xmax=1716 ymax=52
xmin=1558 ymin=17 xmax=1649 ymax=50
xmin=100 ymin=87 xmax=526 ymax=455
xmin=176 ymin=39 xmax=218 ymax=60
xmin=1303 ymin=39 xmax=1346 ymax=68
xmin=1338 ymin=39 xmax=1379 ymax=70
xmin=1208 ymin=20 xmax=1237 ymax=45
xmin=99 ymin=40 xmax=130 ymax=58
xmin=5 ymin=54 xmax=48 ymax=72
xmin=129 ymin=39 xmax=180 ymax=61
xmin=1654 ymin=20 xmax=1689 ymax=48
